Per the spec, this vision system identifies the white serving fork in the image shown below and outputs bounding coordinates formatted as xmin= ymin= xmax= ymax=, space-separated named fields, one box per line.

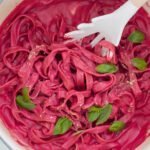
xmin=65 ymin=0 xmax=149 ymax=47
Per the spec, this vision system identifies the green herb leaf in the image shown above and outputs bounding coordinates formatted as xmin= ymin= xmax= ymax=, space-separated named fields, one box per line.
xmin=53 ymin=117 xmax=72 ymax=135
xmin=87 ymin=106 xmax=101 ymax=122
xmin=109 ymin=121 xmax=125 ymax=132
xmin=96 ymin=104 xmax=112 ymax=125
xmin=16 ymin=95 xmax=36 ymax=111
xmin=128 ymin=30 xmax=145 ymax=43
xmin=131 ymin=57 xmax=148 ymax=71
xmin=22 ymin=87 xmax=31 ymax=102
xmin=96 ymin=63 xmax=118 ymax=74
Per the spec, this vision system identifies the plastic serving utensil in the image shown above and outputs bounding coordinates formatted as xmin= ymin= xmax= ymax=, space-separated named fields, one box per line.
xmin=65 ymin=0 xmax=149 ymax=47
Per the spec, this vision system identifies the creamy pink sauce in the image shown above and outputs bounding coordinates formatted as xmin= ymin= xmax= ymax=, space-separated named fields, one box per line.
xmin=0 ymin=0 xmax=150 ymax=149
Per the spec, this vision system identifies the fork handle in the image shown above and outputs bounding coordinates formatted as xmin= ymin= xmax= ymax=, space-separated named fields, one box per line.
xmin=130 ymin=0 xmax=149 ymax=8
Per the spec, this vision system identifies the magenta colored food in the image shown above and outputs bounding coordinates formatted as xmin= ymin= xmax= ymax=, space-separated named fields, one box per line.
xmin=0 ymin=0 xmax=150 ymax=149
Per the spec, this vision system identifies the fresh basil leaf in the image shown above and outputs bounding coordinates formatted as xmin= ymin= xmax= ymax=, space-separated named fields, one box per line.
xmin=96 ymin=104 xmax=112 ymax=125
xmin=53 ymin=117 xmax=72 ymax=135
xmin=128 ymin=30 xmax=145 ymax=43
xmin=96 ymin=63 xmax=118 ymax=74
xmin=16 ymin=95 xmax=35 ymax=110
xmin=87 ymin=106 xmax=101 ymax=122
xmin=109 ymin=121 xmax=125 ymax=132
xmin=131 ymin=57 xmax=148 ymax=71
xmin=22 ymin=87 xmax=31 ymax=102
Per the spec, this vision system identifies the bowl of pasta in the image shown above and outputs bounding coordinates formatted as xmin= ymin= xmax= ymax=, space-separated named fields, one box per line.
xmin=0 ymin=0 xmax=150 ymax=150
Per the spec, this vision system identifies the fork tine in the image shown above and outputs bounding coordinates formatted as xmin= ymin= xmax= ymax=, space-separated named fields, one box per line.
xmin=65 ymin=30 xmax=85 ymax=39
xmin=77 ymin=23 xmax=94 ymax=30
xmin=91 ymin=14 xmax=110 ymax=23
xmin=75 ymin=30 xmax=97 ymax=39
xmin=90 ymin=34 xmax=104 ymax=47
xmin=65 ymin=31 xmax=88 ymax=40
xmin=92 ymin=17 xmax=102 ymax=23
xmin=65 ymin=29 xmax=97 ymax=40
xmin=65 ymin=30 xmax=84 ymax=37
